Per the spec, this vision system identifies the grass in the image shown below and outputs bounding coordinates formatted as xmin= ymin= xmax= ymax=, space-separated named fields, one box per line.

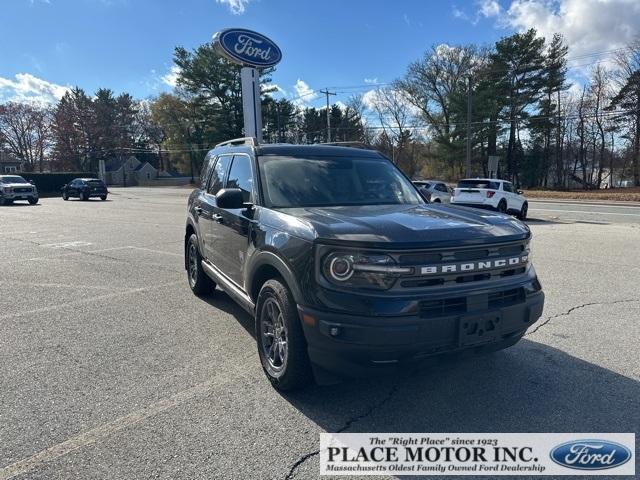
xmin=523 ymin=187 xmax=640 ymax=202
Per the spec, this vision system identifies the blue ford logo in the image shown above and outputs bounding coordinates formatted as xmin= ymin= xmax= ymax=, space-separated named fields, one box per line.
xmin=550 ymin=439 xmax=632 ymax=470
xmin=213 ymin=28 xmax=282 ymax=68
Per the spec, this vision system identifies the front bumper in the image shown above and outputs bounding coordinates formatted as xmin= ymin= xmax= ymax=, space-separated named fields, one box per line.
xmin=0 ymin=191 xmax=38 ymax=200
xmin=299 ymin=287 xmax=544 ymax=378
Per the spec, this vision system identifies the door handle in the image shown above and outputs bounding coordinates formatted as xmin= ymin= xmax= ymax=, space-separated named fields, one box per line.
xmin=194 ymin=206 xmax=203 ymax=215
xmin=213 ymin=213 xmax=224 ymax=223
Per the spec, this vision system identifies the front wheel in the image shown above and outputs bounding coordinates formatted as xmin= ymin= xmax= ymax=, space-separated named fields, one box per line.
xmin=62 ymin=192 xmax=69 ymax=201
xmin=518 ymin=202 xmax=528 ymax=220
xmin=100 ymin=195 xmax=107 ymax=201
xmin=28 ymin=197 xmax=38 ymax=205
xmin=80 ymin=191 xmax=87 ymax=201
xmin=256 ymin=279 xmax=313 ymax=391
xmin=186 ymin=233 xmax=215 ymax=295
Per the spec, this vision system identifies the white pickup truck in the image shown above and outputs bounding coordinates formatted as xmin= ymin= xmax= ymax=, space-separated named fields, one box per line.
xmin=0 ymin=175 xmax=39 ymax=205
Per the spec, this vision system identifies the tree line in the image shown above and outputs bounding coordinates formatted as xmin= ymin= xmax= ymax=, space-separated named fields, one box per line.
xmin=1 ymin=29 xmax=639 ymax=188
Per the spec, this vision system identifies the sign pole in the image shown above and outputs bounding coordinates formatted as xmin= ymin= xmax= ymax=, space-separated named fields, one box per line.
xmin=241 ymin=67 xmax=263 ymax=142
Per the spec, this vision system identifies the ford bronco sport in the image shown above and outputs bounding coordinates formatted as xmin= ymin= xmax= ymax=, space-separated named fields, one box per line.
xmin=185 ymin=138 xmax=544 ymax=391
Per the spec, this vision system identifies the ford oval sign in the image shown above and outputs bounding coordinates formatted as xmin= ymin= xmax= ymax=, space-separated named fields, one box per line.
xmin=213 ymin=28 xmax=282 ymax=68
xmin=550 ymin=439 xmax=632 ymax=470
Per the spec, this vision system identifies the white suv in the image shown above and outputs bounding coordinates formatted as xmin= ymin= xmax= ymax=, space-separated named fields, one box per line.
xmin=413 ymin=180 xmax=452 ymax=203
xmin=451 ymin=178 xmax=528 ymax=220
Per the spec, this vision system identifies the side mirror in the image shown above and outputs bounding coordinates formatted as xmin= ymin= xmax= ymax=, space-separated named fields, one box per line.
xmin=29 ymin=179 xmax=35 ymax=185
xmin=216 ymin=188 xmax=244 ymax=209
xmin=517 ymin=190 xmax=524 ymax=195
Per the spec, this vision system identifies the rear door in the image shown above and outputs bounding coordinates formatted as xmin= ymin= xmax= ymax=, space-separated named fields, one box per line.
xmin=502 ymin=182 xmax=523 ymax=211
xmin=211 ymin=154 xmax=256 ymax=288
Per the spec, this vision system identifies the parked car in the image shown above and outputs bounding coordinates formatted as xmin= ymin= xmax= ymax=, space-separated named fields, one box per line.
xmin=0 ymin=175 xmax=38 ymax=205
xmin=62 ymin=178 xmax=108 ymax=201
xmin=185 ymin=139 xmax=544 ymax=390
xmin=413 ymin=180 xmax=452 ymax=203
xmin=451 ymin=178 xmax=528 ymax=220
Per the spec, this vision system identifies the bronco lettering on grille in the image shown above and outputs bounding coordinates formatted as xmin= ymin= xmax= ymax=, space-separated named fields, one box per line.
xmin=420 ymin=255 xmax=528 ymax=275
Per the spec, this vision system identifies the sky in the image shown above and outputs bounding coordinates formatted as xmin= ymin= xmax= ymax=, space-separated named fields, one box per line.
xmin=1 ymin=0 xmax=640 ymax=109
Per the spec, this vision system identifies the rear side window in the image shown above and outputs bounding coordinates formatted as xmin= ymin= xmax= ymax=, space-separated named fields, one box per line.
xmin=226 ymin=155 xmax=253 ymax=203
xmin=207 ymin=155 xmax=232 ymax=195
xmin=503 ymin=182 xmax=514 ymax=192
xmin=435 ymin=183 xmax=448 ymax=192
xmin=87 ymin=180 xmax=104 ymax=186
xmin=200 ymin=153 xmax=215 ymax=190
xmin=458 ymin=180 xmax=499 ymax=190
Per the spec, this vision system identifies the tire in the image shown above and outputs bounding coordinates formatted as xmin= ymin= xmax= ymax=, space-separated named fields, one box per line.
xmin=100 ymin=195 xmax=107 ymax=201
xmin=28 ymin=197 xmax=38 ymax=205
xmin=256 ymin=279 xmax=313 ymax=391
xmin=497 ymin=200 xmax=507 ymax=213
xmin=186 ymin=233 xmax=215 ymax=295
xmin=3 ymin=199 xmax=13 ymax=205
xmin=80 ymin=191 xmax=87 ymax=201
xmin=433 ymin=198 xmax=441 ymax=203
xmin=62 ymin=192 xmax=69 ymax=201
xmin=518 ymin=202 xmax=528 ymax=221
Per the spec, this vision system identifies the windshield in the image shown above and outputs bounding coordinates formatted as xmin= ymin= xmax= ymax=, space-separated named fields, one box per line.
xmin=258 ymin=155 xmax=423 ymax=208
xmin=0 ymin=176 xmax=28 ymax=184
xmin=458 ymin=180 xmax=500 ymax=189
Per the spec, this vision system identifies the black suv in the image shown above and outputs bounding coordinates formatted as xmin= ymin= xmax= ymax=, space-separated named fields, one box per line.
xmin=62 ymin=178 xmax=108 ymax=201
xmin=185 ymin=138 xmax=544 ymax=390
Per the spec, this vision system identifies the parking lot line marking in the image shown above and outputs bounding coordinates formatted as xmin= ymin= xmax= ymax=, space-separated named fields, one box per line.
xmin=0 ymin=281 xmax=117 ymax=291
xmin=0 ymin=365 xmax=253 ymax=480
xmin=129 ymin=246 xmax=182 ymax=257
xmin=0 ymin=281 xmax=183 ymax=320
xmin=530 ymin=207 xmax=640 ymax=217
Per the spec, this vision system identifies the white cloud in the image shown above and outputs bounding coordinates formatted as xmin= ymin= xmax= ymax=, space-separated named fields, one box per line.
xmin=161 ymin=65 xmax=181 ymax=88
xmin=501 ymin=0 xmax=640 ymax=67
xmin=215 ymin=0 xmax=251 ymax=15
xmin=478 ymin=0 xmax=501 ymax=19
xmin=0 ymin=73 xmax=69 ymax=104
xmin=292 ymin=79 xmax=317 ymax=106
xmin=364 ymin=77 xmax=379 ymax=84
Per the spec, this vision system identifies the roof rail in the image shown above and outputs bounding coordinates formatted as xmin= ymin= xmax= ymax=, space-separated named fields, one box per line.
xmin=215 ymin=137 xmax=258 ymax=148
xmin=316 ymin=141 xmax=373 ymax=150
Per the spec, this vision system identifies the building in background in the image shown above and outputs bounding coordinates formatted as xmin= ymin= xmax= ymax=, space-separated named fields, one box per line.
xmin=105 ymin=156 xmax=158 ymax=186
xmin=0 ymin=151 xmax=24 ymax=173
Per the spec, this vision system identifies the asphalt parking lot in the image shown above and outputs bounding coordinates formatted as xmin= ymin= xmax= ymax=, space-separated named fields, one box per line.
xmin=1 ymin=187 xmax=638 ymax=480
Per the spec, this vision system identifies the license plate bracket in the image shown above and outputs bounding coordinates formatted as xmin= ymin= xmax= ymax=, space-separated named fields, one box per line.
xmin=458 ymin=311 xmax=502 ymax=347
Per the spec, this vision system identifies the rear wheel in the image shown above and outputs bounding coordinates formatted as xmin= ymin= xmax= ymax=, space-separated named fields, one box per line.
xmin=80 ymin=191 xmax=87 ymax=201
xmin=497 ymin=199 xmax=507 ymax=213
xmin=28 ymin=197 xmax=38 ymax=205
xmin=518 ymin=202 xmax=528 ymax=220
xmin=186 ymin=233 xmax=215 ymax=295
xmin=256 ymin=279 xmax=313 ymax=391
xmin=100 ymin=195 xmax=107 ymax=201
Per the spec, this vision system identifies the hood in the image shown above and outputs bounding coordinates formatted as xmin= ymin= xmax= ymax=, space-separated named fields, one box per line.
xmin=278 ymin=204 xmax=530 ymax=248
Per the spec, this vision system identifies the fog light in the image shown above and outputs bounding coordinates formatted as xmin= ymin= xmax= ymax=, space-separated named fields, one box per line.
xmin=329 ymin=327 xmax=340 ymax=337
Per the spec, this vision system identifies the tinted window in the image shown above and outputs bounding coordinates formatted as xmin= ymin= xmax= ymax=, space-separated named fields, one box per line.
xmin=503 ymin=182 xmax=514 ymax=192
xmin=435 ymin=183 xmax=448 ymax=192
xmin=226 ymin=155 xmax=253 ymax=203
xmin=258 ymin=155 xmax=422 ymax=208
xmin=87 ymin=180 xmax=105 ymax=186
xmin=207 ymin=155 xmax=232 ymax=195
xmin=200 ymin=153 xmax=215 ymax=190
xmin=0 ymin=176 xmax=27 ymax=184
xmin=415 ymin=182 xmax=432 ymax=189
xmin=458 ymin=180 xmax=499 ymax=190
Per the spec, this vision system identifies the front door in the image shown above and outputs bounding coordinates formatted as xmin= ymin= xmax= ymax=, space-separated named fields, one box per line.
xmin=210 ymin=154 xmax=256 ymax=288
xmin=198 ymin=154 xmax=233 ymax=262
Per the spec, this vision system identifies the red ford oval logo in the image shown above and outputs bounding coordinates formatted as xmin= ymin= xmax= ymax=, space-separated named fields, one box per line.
xmin=213 ymin=28 xmax=282 ymax=68
xmin=550 ymin=439 xmax=632 ymax=470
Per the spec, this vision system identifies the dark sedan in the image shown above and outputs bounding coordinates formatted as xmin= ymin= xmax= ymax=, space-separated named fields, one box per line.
xmin=62 ymin=178 xmax=108 ymax=201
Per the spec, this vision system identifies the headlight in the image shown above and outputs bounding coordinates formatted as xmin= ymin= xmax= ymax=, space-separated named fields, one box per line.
xmin=322 ymin=252 xmax=412 ymax=290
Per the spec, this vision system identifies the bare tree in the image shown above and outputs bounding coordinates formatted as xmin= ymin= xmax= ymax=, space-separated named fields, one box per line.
xmin=0 ymin=102 xmax=52 ymax=172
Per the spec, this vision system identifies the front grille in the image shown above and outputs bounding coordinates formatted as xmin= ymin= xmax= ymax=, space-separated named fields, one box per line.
xmin=418 ymin=287 xmax=526 ymax=318
xmin=391 ymin=240 xmax=529 ymax=291
xmin=14 ymin=187 xmax=31 ymax=193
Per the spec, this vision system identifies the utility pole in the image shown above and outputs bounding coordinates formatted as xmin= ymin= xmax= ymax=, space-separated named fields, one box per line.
xmin=319 ymin=88 xmax=336 ymax=142
xmin=465 ymin=76 xmax=473 ymax=178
